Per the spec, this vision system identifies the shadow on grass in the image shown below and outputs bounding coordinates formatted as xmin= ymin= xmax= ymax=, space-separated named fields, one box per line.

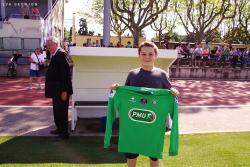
xmin=0 ymin=136 xmax=126 ymax=164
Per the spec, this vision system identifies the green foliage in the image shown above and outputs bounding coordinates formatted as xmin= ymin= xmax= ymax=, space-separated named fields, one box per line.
xmin=223 ymin=26 xmax=250 ymax=44
xmin=78 ymin=18 xmax=88 ymax=35
xmin=163 ymin=32 xmax=181 ymax=42
xmin=205 ymin=29 xmax=222 ymax=43
xmin=175 ymin=0 xmax=236 ymax=44
xmin=78 ymin=18 xmax=95 ymax=36
xmin=64 ymin=27 xmax=72 ymax=42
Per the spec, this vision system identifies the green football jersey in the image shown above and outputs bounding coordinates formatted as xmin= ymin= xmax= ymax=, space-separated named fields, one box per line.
xmin=104 ymin=86 xmax=179 ymax=159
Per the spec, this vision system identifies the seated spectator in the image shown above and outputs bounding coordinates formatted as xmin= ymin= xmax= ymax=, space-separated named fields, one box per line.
xmin=182 ymin=43 xmax=190 ymax=59
xmin=209 ymin=46 xmax=217 ymax=67
xmin=193 ymin=44 xmax=203 ymax=67
xmin=109 ymin=42 xmax=114 ymax=47
xmin=21 ymin=4 xmax=30 ymax=19
xmin=215 ymin=44 xmax=224 ymax=67
xmin=189 ymin=45 xmax=195 ymax=67
xmin=175 ymin=43 xmax=183 ymax=66
xmin=230 ymin=47 xmax=240 ymax=68
xmin=220 ymin=47 xmax=230 ymax=67
xmin=241 ymin=48 xmax=249 ymax=68
xmin=95 ymin=40 xmax=101 ymax=47
xmin=92 ymin=42 xmax=96 ymax=47
xmin=125 ymin=41 xmax=133 ymax=48
xmin=31 ymin=5 xmax=40 ymax=20
xmin=202 ymin=46 xmax=210 ymax=67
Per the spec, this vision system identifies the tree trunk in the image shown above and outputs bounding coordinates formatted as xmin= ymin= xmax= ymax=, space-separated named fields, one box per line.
xmin=158 ymin=30 xmax=162 ymax=47
xmin=132 ymin=30 xmax=140 ymax=47
xmin=118 ymin=33 xmax=122 ymax=47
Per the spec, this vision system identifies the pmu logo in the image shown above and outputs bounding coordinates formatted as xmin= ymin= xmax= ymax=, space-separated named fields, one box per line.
xmin=128 ymin=108 xmax=156 ymax=123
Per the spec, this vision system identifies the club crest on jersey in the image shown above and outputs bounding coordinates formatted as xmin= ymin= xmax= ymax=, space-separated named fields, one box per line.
xmin=140 ymin=98 xmax=147 ymax=104
xmin=128 ymin=108 xmax=156 ymax=123
xmin=129 ymin=97 xmax=136 ymax=103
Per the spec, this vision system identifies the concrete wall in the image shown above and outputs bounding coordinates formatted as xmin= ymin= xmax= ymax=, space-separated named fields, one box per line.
xmin=0 ymin=18 xmax=42 ymax=38
xmin=170 ymin=67 xmax=250 ymax=80
xmin=1 ymin=64 xmax=250 ymax=81
xmin=0 ymin=64 xmax=29 ymax=77
xmin=74 ymin=35 xmax=146 ymax=47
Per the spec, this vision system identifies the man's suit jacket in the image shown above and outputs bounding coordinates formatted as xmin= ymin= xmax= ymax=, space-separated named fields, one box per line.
xmin=45 ymin=48 xmax=73 ymax=98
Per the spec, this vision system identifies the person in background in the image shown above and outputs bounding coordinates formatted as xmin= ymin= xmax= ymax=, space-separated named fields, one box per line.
xmin=111 ymin=41 xmax=179 ymax=167
xmin=231 ymin=47 xmax=240 ymax=68
xmin=45 ymin=36 xmax=73 ymax=141
xmin=175 ymin=43 xmax=183 ymax=67
xmin=125 ymin=41 xmax=133 ymax=48
xmin=11 ymin=50 xmax=22 ymax=68
xmin=193 ymin=44 xmax=203 ymax=67
xmin=202 ymin=45 xmax=210 ymax=67
xmin=31 ymin=4 xmax=40 ymax=20
xmin=28 ymin=48 xmax=44 ymax=90
xmin=21 ymin=4 xmax=30 ymax=19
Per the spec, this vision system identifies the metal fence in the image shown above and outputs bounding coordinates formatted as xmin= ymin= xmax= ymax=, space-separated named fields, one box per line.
xmin=0 ymin=37 xmax=41 ymax=65
xmin=0 ymin=37 xmax=40 ymax=50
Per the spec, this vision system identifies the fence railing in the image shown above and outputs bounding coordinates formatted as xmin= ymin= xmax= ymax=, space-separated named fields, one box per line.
xmin=0 ymin=37 xmax=41 ymax=51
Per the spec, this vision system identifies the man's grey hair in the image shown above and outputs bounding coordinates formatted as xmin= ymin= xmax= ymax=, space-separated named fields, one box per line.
xmin=46 ymin=36 xmax=59 ymax=44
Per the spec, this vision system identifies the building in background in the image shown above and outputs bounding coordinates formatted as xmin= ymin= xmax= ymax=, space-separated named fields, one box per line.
xmin=0 ymin=0 xmax=64 ymax=50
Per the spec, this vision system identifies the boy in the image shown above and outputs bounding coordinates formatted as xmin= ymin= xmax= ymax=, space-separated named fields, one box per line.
xmin=111 ymin=41 xmax=179 ymax=167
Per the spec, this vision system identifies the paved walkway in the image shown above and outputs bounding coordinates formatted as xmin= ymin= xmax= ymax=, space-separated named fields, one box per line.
xmin=0 ymin=105 xmax=250 ymax=136
xmin=0 ymin=77 xmax=250 ymax=136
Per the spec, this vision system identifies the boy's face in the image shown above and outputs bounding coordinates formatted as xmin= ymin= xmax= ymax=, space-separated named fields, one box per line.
xmin=139 ymin=46 xmax=157 ymax=70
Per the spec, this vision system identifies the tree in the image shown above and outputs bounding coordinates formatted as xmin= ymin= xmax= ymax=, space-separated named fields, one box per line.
xmin=205 ymin=29 xmax=222 ymax=43
xmin=111 ymin=14 xmax=128 ymax=45
xmin=150 ymin=1 xmax=177 ymax=45
xmin=64 ymin=27 xmax=72 ymax=42
xmin=162 ymin=32 xmax=181 ymax=42
xmin=175 ymin=0 xmax=237 ymax=44
xmin=78 ymin=18 xmax=95 ymax=36
xmin=237 ymin=0 xmax=250 ymax=41
xmin=111 ymin=0 xmax=170 ymax=46
xmin=223 ymin=26 xmax=250 ymax=44
xmin=85 ymin=0 xmax=128 ymax=45
xmin=78 ymin=18 xmax=88 ymax=35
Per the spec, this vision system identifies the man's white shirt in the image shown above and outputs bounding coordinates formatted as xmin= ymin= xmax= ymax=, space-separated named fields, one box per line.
xmin=30 ymin=52 xmax=45 ymax=70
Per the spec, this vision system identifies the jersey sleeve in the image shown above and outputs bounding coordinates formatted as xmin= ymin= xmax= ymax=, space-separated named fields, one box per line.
xmin=104 ymin=93 xmax=117 ymax=148
xmin=169 ymin=96 xmax=179 ymax=156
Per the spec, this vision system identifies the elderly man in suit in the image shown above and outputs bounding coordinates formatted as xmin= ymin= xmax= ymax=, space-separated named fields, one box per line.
xmin=45 ymin=36 xmax=73 ymax=140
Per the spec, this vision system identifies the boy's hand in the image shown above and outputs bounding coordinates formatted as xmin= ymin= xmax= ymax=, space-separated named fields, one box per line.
xmin=170 ymin=87 xmax=180 ymax=97
xmin=111 ymin=83 xmax=119 ymax=90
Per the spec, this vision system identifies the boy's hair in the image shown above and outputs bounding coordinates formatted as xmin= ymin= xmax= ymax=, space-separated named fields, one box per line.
xmin=138 ymin=41 xmax=158 ymax=55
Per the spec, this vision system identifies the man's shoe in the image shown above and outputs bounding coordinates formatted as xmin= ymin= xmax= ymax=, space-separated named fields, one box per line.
xmin=60 ymin=133 xmax=69 ymax=139
xmin=51 ymin=136 xmax=64 ymax=142
xmin=50 ymin=129 xmax=59 ymax=135
xmin=51 ymin=135 xmax=69 ymax=142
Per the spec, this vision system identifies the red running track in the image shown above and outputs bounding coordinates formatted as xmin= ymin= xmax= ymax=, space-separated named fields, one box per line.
xmin=0 ymin=77 xmax=250 ymax=106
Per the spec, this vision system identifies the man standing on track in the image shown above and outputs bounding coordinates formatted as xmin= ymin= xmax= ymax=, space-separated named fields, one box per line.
xmin=45 ymin=36 xmax=73 ymax=140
